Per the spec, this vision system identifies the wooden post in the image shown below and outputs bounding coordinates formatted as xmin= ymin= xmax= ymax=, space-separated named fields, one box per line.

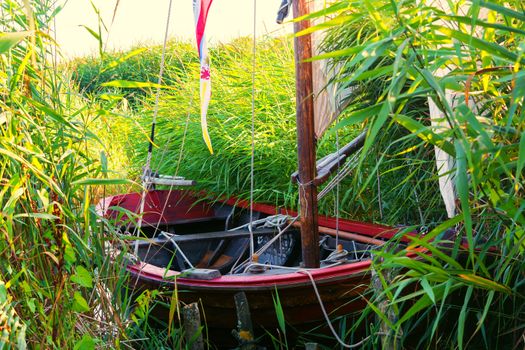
xmin=293 ymin=0 xmax=320 ymax=268
xmin=371 ymin=259 xmax=398 ymax=350
xmin=183 ymin=303 xmax=204 ymax=350
xmin=232 ymin=292 xmax=256 ymax=350
xmin=305 ymin=343 xmax=320 ymax=350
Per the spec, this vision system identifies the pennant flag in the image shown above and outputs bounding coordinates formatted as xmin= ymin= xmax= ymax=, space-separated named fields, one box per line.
xmin=193 ymin=0 xmax=214 ymax=154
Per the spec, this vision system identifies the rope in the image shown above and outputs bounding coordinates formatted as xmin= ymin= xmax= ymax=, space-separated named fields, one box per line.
xmin=335 ymin=118 xmax=340 ymax=248
xmin=248 ymin=0 xmax=257 ymax=259
xmin=235 ymin=262 xmax=370 ymax=348
xmin=317 ymin=152 xmax=360 ymax=200
xmin=160 ymin=232 xmax=194 ymax=268
xmin=231 ymin=215 xmax=299 ymax=274
xmin=143 ymin=0 xmax=172 ymax=176
xmin=134 ymin=0 xmax=173 ymax=255
xmin=300 ymin=269 xmax=370 ymax=348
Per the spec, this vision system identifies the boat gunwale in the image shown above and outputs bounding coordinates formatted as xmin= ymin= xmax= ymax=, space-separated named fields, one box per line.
xmin=97 ymin=190 xmax=410 ymax=242
xmin=127 ymin=259 xmax=371 ymax=290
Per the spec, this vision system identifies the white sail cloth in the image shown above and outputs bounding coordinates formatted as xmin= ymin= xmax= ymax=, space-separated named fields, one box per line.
xmin=311 ymin=0 xmax=340 ymax=138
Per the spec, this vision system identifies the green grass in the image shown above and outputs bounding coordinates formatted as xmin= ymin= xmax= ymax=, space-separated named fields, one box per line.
xmin=70 ymin=35 xmax=447 ymax=225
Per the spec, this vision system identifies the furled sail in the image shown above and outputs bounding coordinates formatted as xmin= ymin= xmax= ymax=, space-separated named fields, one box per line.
xmin=276 ymin=0 xmax=342 ymax=139
xmin=193 ymin=0 xmax=214 ymax=154
xmin=424 ymin=0 xmax=486 ymax=218
xmin=311 ymin=0 xmax=340 ymax=139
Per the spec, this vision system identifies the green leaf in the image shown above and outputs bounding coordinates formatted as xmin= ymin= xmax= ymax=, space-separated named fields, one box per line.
xmin=26 ymin=298 xmax=36 ymax=313
xmin=101 ymin=47 xmax=147 ymax=73
xmin=431 ymin=279 xmax=453 ymax=340
xmin=415 ymin=67 xmax=454 ymax=118
xmin=272 ymin=289 xmax=286 ymax=336
xmin=64 ymin=245 xmax=77 ymax=265
xmin=74 ymin=334 xmax=96 ymax=350
xmin=517 ymin=131 xmax=525 ymax=180
xmin=72 ymin=178 xmax=131 ymax=186
xmin=437 ymin=26 xmax=521 ymax=63
xmin=456 ymin=273 xmax=511 ymax=294
xmin=420 ymin=277 xmax=435 ymax=305
xmin=14 ymin=213 xmax=59 ymax=220
xmin=475 ymin=290 xmax=495 ymax=334
xmin=442 ymin=14 xmax=525 ymax=36
xmin=9 ymin=49 xmax=32 ymax=91
xmin=0 ymin=31 xmax=31 ymax=54
xmin=477 ymin=1 xmax=525 ymax=22
xmin=366 ymin=299 xmax=395 ymax=330
xmin=329 ymin=103 xmax=383 ymax=133
xmin=458 ymin=286 xmax=473 ymax=350
xmin=4 ymin=187 xmax=25 ymax=211
xmin=28 ymin=99 xmax=79 ymax=132
xmin=101 ymin=80 xmax=175 ymax=90
xmin=392 ymin=114 xmax=456 ymax=156
xmin=79 ymin=25 xmax=100 ymax=41
xmin=0 ymin=281 xmax=6 ymax=303
xmin=408 ymin=215 xmax=462 ymax=247
xmin=71 ymin=266 xmax=93 ymax=288
xmin=72 ymin=291 xmax=90 ymax=313
xmin=398 ymin=282 xmax=461 ymax=325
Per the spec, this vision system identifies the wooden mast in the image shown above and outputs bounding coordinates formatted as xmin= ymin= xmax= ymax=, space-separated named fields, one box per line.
xmin=293 ymin=0 xmax=320 ymax=268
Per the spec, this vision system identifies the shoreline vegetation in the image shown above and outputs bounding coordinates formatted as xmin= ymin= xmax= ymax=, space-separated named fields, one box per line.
xmin=0 ymin=0 xmax=523 ymax=348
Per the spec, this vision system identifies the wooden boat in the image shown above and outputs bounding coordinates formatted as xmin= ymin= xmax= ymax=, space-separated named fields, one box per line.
xmin=98 ymin=0 xmax=416 ymax=343
xmin=98 ymin=189 xmax=402 ymax=330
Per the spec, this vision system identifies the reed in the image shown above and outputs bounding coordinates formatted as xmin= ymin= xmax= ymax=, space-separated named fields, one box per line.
xmin=311 ymin=0 xmax=525 ymax=348
xmin=0 ymin=1 xmax=161 ymax=348
xmin=67 ymin=0 xmax=524 ymax=347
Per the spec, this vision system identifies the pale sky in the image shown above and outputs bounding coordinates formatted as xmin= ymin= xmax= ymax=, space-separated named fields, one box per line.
xmin=56 ymin=0 xmax=292 ymax=58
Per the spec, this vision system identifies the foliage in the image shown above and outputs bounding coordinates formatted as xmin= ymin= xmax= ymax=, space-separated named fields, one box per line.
xmin=73 ymin=35 xmax=404 ymax=221
xmin=70 ymin=41 xmax=196 ymax=107
xmin=0 ymin=1 xmax=154 ymax=348
xmin=310 ymin=0 xmax=525 ymax=348
xmin=55 ymin=0 xmax=525 ymax=348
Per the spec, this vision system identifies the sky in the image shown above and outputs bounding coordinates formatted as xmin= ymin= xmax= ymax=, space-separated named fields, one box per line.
xmin=55 ymin=0 xmax=292 ymax=58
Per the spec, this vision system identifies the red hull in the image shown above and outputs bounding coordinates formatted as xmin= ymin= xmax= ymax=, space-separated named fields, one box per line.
xmin=99 ymin=190 xmax=402 ymax=330
xmin=130 ymin=264 xmax=370 ymax=329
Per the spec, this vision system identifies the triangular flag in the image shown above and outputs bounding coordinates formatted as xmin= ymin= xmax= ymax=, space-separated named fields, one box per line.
xmin=193 ymin=0 xmax=214 ymax=154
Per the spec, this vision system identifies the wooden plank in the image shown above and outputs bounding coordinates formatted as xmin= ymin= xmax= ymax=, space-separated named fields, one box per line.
xmin=290 ymin=223 xmax=386 ymax=246
xmin=183 ymin=302 xmax=204 ymax=350
xmin=233 ymin=292 xmax=256 ymax=349
xmin=160 ymin=227 xmax=280 ymax=243
xmin=148 ymin=178 xmax=196 ymax=186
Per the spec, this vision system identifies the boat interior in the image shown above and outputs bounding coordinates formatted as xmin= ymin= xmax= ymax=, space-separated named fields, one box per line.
xmin=129 ymin=203 xmax=378 ymax=276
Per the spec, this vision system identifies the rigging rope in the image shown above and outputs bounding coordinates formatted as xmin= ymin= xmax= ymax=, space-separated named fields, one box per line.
xmin=335 ymin=116 xmax=340 ymax=248
xmin=300 ymin=269 xmax=370 ymax=348
xmin=317 ymin=151 xmax=360 ymax=199
xmin=248 ymin=0 xmax=257 ymax=259
xmin=134 ymin=0 xmax=173 ymax=255
xmin=143 ymin=0 xmax=173 ymax=178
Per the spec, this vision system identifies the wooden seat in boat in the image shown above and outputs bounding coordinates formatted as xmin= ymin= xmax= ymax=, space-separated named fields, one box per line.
xmin=160 ymin=227 xmax=279 ymax=242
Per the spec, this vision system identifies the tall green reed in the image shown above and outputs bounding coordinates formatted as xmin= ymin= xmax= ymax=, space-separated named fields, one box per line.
xmin=309 ymin=0 xmax=524 ymax=348
xmin=0 ymin=1 xmax=143 ymax=348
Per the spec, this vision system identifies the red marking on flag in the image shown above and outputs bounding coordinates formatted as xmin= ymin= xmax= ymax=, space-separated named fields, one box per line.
xmin=200 ymin=66 xmax=210 ymax=80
